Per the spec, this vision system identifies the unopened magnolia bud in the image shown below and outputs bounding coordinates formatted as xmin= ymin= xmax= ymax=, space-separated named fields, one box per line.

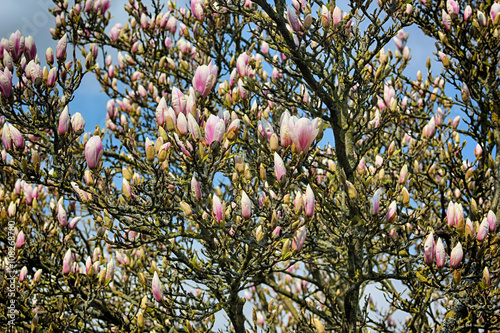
xmin=346 ymin=181 xmax=357 ymax=200
xmin=180 ymin=201 xmax=192 ymax=216
xmin=482 ymin=267 xmax=490 ymax=287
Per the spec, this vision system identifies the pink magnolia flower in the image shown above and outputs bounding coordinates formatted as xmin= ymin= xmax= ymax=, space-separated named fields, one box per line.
xmin=192 ymin=62 xmax=217 ymax=98
xmin=447 ymin=201 xmax=456 ymax=227
xmin=0 ymin=67 xmax=13 ymax=98
xmin=386 ymin=201 xmax=397 ymax=223
xmin=241 ymin=190 xmax=252 ymax=218
xmin=435 ymin=238 xmax=445 ymax=268
xmin=204 ymin=115 xmax=225 ymax=146
xmin=71 ymin=112 xmax=85 ymax=134
xmin=258 ymin=117 xmax=275 ymax=141
xmin=304 ymin=185 xmax=315 ymax=217
xmin=292 ymin=226 xmax=307 ymax=252
xmin=372 ymin=188 xmax=381 ymax=215
xmin=63 ymin=248 xmax=72 ymax=274
xmin=446 ymin=0 xmax=459 ymax=15
xmin=213 ymin=194 xmax=224 ymax=223
xmin=424 ymin=232 xmax=435 ymax=264
xmin=236 ymin=53 xmax=249 ymax=77
xmin=274 ymin=152 xmax=286 ymax=182
xmin=191 ymin=0 xmax=205 ymax=21
xmin=287 ymin=6 xmax=302 ymax=32
xmin=9 ymin=30 xmax=24 ymax=61
xmin=171 ymin=87 xmax=186 ymax=115
xmin=488 ymin=210 xmax=497 ymax=232
xmin=19 ymin=266 xmax=28 ymax=282
xmin=450 ymin=242 xmax=463 ymax=268
xmin=464 ymin=5 xmax=472 ymax=20
xmin=2 ymin=123 xmax=24 ymax=150
xmin=16 ymin=230 xmax=25 ymax=248
xmin=85 ymin=136 xmax=104 ymax=169
xmin=58 ymin=106 xmax=70 ymax=134
xmin=152 ymin=271 xmax=163 ymax=302
xmin=442 ymin=10 xmax=451 ymax=31
xmin=288 ymin=116 xmax=320 ymax=153
xmin=191 ymin=175 xmax=201 ymax=200
xmin=491 ymin=3 xmax=500 ymax=23
xmin=333 ymin=6 xmax=342 ymax=26
xmin=477 ymin=218 xmax=489 ymax=242
xmin=56 ymin=33 xmax=67 ymax=60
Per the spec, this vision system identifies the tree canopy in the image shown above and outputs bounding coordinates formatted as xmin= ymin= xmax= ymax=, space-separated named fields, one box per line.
xmin=1 ymin=0 xmax=500 ymax=332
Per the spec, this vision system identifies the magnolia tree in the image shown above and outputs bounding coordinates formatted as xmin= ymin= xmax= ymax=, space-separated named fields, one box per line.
xmin=1 ymin=0 xmax=500 ymax=332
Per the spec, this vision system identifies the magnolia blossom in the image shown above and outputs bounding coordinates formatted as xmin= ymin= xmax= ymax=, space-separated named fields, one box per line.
xmin=85 ymin=136 xmax=104 ymax=169
xmin=372 ymin=188 xmax=381 ymax=215
xmin=213 ymin=194 xmax=223 ymax=223
xmin=58 ymin=106 xmax=70 ymax=134
xmin=292 ymin=226 xmax=307 ymax=252
xmin=152 ymin=271 xmax=163 ymax=302
xmin=274 ymin=152 xmax=286 ymax=182
xmin=435 ymin=238 xmax=445 ymax=268
xmin=192 ymin=62 xmax=217 ymax=98
xmin=287 ymin=116 xmax=320 ymax=153
xmin=63 ymin=248 xmax=72 ymax=274
xmin=241 ymin=190 xmax=252 ymax=218
xmin=2 ymin=123 xmax=24 ymax=150
xmin=204 ymin=115 xmax=225 ymax=146
xmin=304 ymin=185 xmax=315 ymax=217
xmin=450 ymin=242 xmax=463 ymax=268
xmin=424 ymin=232 xmax=435 ymax=264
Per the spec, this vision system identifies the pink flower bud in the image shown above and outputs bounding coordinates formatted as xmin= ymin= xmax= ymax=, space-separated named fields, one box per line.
xmin=304 ymin=185 xmax=315 ymax=217
xmin=213 ymin=194 xmax=223 ymax=223
xmin=477 ymin=218 xmax=490 ymax=242
xmin=16 ymin=230 xmax=25 ymax=248
xmin=488 ymin=210 xmax=497 ymax=232
xmin=192 ymin=62 xmax=218 ymax=98
xmin=236 ymin=53 xmax=249 ymax=77
xmin=478 ymin=10 xmax=487 ymax=27
xmin=176 ymin=112 xmax=188 ymax=135
xmin=71 ymin=112 xmax=85 ymax=134
xmin=442 ymin=10 xmax=451 ymax=31
xmin=424 ymin=232 xmax=435 ymax=264
xmin=85 ymin=136 xmax=104 ymax=169
xmin=56 ymin=33 xmax=67 ymax=61
xmin=274 ymin=152 xmax=286 ymax=182
xmin=492 ymin=3 xmax=500 ymax=24
xmin=241 ymin=190 xmax=252 ymax=218
xmin=19 ymin=266 xmax=28 ymax=282
xmin=372 ymin=188 xmax=381 ymax=215
xmin=9 ymin=30 xmax=24 ymax=61
xmin=187 ymin=113 xmax=201 ymax=140
xmin=69 ymin=216 xmax=82 ymax=229
xmin=24 ymin=35 xmax=36 ymax=61
xmin=333 ymin=6 xmax=342 ymax=26
xmin=63 ymin=248 xmax=72 ymax=274
xmin=47 ymin=67 xmax=58 ymax=87
xmin=446 ymin=0 xmax=459 ymax=15
xmin=191 ymin=0 xmax=205 ymax=21
xmin=399 ymin=164 xmax=408 ymax=184
xmin=106 ymin=259 xmax=114 ymax=281
xmin=287 ymin=6 xmax=302 ymax=32
xmin=474 ymin=143 xmax=483 ymax=157
xmin=152 ymin=271 xmax=163 ymax=302
xmin=464 ymin=5 xmax=472 ymax=20
xmin=33 ymin=269 xmax=42 ymax=283
xmin=204 ymin=114 xmax=225 ymax=146
xmin=447 ymin=201 xmax=456 ymax=227
xmin=191 ymin=175 xmax=201 ymax=200
xmin=450 ymin=242 xmax=463 ymax=268
xmin=0 ymin=68 xmax=13 ymax=98
xmin=292 ymin=226 xmax=307 ymax=252
xmin=58 ymin=106 xmax=70 ymax=134
xmin=435 ymin=238 xmax=445 ymax=268
xmin=386 ymin=201 xmax=397 ymax=223
xmin=280 ymin=111 xmax=292 ymax=147
xmin=2 ymin=123 xmax=24 ymax=150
